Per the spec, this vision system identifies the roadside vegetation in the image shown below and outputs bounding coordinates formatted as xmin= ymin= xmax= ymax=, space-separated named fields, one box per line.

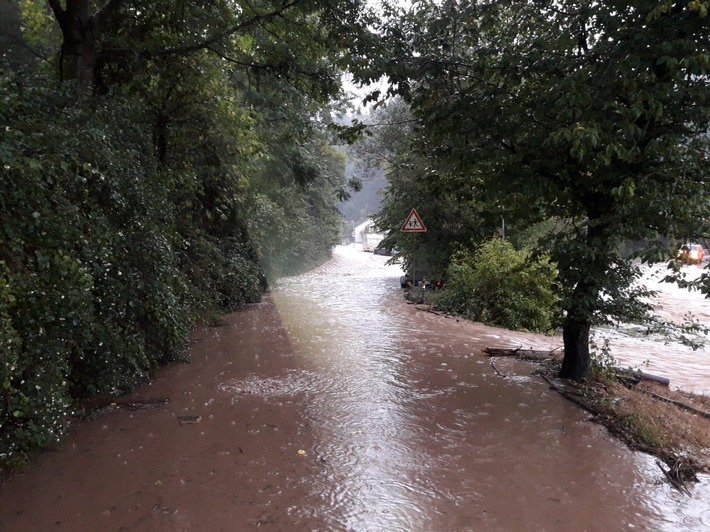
xmin=537 ymin=348 xmax=710 ymax=491
xmin=429 ymin=239 xmax=558 ymax=334
xmin=0 ymin=0 xmax=372 ymax=471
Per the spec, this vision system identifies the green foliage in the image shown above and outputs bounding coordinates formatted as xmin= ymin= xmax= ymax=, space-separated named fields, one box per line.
xmin=0 ymin=69 xmax=270 ymax=469
xmin=356 ymin=0 xmax=710 ymax=379
xmin=0 ymin=71 xmax=201 ymax=466
xmin=91 ymin=0 xmax=351 ymax=282
xmin=183 ymin=236 xmax=264 ymax=311
xmin=363 ymin=100 xmax=498 ymax=280
xmin=621 ymin=414 xmax=663 ymax=449
xmin=1 ymin=0 xmax=359 ymax=465
xmin=589 ymin=339 xmax=618 ymax=382
xmin=431 ymin=239 xmax=558 ymax=333
xmin=246 ymin=110 xmax=346 ymax=279
xmin=16 ymin=0 xmax=59 ymax=59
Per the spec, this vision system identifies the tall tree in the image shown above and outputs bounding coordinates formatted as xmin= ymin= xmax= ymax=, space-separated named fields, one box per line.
xmin=47 ymin=0 xmax=122 ymax=87
xmin=39 ymin=0 xmax=374 ymax=93
xmin=357 ymin=0 xmax=710 ymax=380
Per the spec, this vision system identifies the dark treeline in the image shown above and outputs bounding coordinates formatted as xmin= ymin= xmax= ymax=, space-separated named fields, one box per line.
xmin=0 ymin=0 xmax=373 ymax=468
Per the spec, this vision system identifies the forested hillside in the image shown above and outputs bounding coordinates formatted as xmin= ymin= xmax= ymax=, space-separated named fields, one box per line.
xmin=0 ymin=0 xmax=373 ymax=469
xmin=338 ymin=158 xmax=386 ymax=229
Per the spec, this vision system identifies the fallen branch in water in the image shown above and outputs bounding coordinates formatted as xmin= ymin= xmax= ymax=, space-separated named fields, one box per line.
xmin=614 ymin=368 xmax=670 ymax=387
xmin=657 ymin=459 xmax=694 ymax=496
xmin=490 ymin=358 xmax=508 ymax=378
xmin=80 ymin=396 xmax=170 ymax=417
xmin=484 ymin=346 xmax=561 ymax=358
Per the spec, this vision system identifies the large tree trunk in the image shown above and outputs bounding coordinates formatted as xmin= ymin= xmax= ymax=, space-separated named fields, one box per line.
xmin=557 ymin=206 xmax=609 ymax=382
xmin=559 ymin=320 xmax=591 ymax=381
xmin=48 ymin=0 xmax=124 ymax=89
xmin=49 ymin=0 xmax=96 ymax=88
xmin=60 ymin=28 xmax=99 ymax=89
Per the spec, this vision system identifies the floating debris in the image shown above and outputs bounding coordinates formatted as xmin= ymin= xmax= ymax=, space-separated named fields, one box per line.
xmin=177 ymin=415 xmax=201 ymax=425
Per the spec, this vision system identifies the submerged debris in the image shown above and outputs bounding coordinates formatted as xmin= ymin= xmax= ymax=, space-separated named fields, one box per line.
xmin=80 ymin=397 xmax=170 ymax=417
xmin=177 ymin=415 xmax=202 ymax=425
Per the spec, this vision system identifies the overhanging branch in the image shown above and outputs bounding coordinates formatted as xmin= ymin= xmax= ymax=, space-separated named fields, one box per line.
xmin=146 ymin=0 xmax=304 ymax=58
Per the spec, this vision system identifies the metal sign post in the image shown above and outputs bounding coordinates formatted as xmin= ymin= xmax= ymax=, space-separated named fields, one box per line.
xmin=401 ymin=209 xmax=427 ymax=287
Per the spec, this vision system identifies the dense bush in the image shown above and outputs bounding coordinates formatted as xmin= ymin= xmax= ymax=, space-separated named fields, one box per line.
xmin=1 ymin=73 xmax=177 ymax=465
xmin=0 ymin=62 xmax=346 ymax=469
xmin=431 ymin=239 xmax=558 ymax=333
xmin=183 ymin=235 xmax=265 ymax=311
xmin=0 ymin=72 xmax=266 ymax=468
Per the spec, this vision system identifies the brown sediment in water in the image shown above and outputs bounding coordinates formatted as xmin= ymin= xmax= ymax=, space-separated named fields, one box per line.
xmin=0 ymin=246 xmax=708 ymax=531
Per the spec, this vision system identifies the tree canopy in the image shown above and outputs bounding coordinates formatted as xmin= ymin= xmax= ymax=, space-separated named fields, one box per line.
xmin=353 ymin=0 xmax=710 ymax=379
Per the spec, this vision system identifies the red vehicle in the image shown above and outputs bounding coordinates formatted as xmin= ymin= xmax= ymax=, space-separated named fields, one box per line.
xmin=678 ymin=243 xmax=705 ymax=264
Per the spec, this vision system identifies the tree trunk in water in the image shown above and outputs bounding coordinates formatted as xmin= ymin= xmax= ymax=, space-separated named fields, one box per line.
xmin=559 ymin=320 xmax=591 ymax=381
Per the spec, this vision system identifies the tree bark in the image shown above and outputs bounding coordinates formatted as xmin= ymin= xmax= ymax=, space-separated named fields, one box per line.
xmin=559 ymin=320 xmax=591 ymax=381
xmin=48 ymin=0 xmax=124 ymax=89
xmin=557 ymin=200 xmax=612 ymax=381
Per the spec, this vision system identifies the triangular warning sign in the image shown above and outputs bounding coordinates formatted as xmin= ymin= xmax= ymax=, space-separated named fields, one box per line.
xmin=401 ymin=209 xmax=427 ymax=232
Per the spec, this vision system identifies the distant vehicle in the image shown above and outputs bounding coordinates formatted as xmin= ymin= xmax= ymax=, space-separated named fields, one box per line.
xmin=374 ymin=246 xmax=393 ymax=256
xmin=363 ymin=233 xmax=384 ymax=252
xmin=678 ymin=243 xmax=705 ymax=264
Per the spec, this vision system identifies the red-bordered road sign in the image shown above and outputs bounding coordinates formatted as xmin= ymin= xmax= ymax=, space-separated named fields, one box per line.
xmin=401 ymin=209 xmax=427 ymax=232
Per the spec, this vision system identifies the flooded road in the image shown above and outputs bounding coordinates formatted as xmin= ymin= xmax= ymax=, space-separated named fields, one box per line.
xmin=1 ymin=245 xmax=709 ymax=531
xmin=595 ymin=262 xmax=710 ymax=395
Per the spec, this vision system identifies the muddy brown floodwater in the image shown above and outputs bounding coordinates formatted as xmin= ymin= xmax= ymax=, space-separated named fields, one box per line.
xmin=593 ymin=262 xmax=710 ymax=395
xmin=1 ymin=246 xmax=709 ymax=531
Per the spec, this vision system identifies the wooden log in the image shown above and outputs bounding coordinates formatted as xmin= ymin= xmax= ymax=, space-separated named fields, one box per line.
xmin=483 ymin=348 xmax=513 ymax=356
xmin=614 ymin=367 xmax=670 ymax=387
xmin=484 ymin=347 xmax=560 ymax=359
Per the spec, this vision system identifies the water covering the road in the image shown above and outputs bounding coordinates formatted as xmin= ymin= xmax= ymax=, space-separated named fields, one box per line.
xmin=594 ymin=262 xmax=710 ymax=395
xmin=0 ymin=245 xmax=708 ymax=531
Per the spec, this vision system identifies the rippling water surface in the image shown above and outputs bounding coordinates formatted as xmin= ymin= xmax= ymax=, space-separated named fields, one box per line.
xmin=595 ymin=262 xmax=710 ymax=395
xmin=0 ymin=245 xmax=708 ymax=531
xmin=267 ymin=246 xmax=710 ymax=531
